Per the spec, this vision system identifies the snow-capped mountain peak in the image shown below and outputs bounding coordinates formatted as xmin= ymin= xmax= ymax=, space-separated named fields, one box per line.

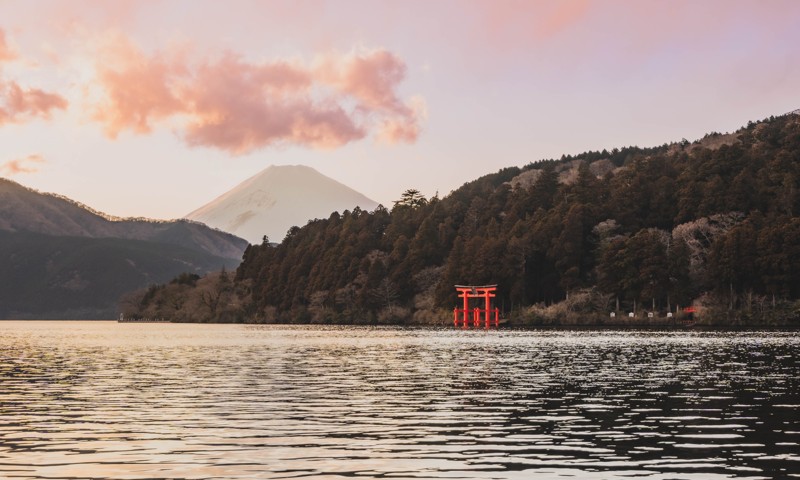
xmin=186 ymin=165 xmax=379 ymax=244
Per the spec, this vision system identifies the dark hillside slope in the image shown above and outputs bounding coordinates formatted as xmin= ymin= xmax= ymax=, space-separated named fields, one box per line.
xmin=0 ymin=230 xmax=239 ymax=319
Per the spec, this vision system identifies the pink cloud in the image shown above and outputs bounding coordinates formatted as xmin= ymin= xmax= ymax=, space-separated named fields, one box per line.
xmin=90 ymin=35 xmax=185 ymax=137
xmin=320 ymin=49 xmax=424 ymax=144
xmin=0 ymin=80 xmax=69 ymax=125
xmin=479 ymin=0 xmax=592 ymax=48
xmin=89 ymin=37 xmax=424 ymax=154
xmin=326 ymin=50 xmax=408 ymax=112
xmin=378 ymin=117 xmax=419 ymax=145
xmin=0 ymin=28 xmax=68 ymax=126
xmin=0 ymin=28 xmax=16 ymax=62
xmin=376 ymin=95 xmax=427 ymax=145
xmin=0 ymin=154 xmax=45 ymax=175
xmin=535 ymin=0 xmax=592 ymax=40
xmin=180 ymin=53 xmax=364 ymax=152
xmin=182 ymin=89 xmax=365 ymax=153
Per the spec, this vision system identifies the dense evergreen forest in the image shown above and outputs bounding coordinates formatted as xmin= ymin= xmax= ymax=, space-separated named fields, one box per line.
xmin=124 ymin=113 xmax=800 ymax=326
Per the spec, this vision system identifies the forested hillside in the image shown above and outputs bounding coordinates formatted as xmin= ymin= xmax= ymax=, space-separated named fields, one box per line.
xmin=126 ymin=113 xmax=800 ymax=325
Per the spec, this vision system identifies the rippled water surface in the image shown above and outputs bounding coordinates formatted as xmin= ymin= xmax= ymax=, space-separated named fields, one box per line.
xmin=1 ymin=322 xmax=798 ymax=479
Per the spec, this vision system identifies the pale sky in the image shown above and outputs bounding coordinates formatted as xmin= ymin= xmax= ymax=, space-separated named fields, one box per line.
xmin=1 ymin=0 xmax=798 ymax=219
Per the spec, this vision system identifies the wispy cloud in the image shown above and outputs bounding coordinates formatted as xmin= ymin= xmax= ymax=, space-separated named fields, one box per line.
xmin=481 ymin=0 xmax=591 ymax=43
xmin=0 ymin=28 xmax=16 ymax=62
xmin=0 ymin=82 xmax=69 ymax=125
xmin=89 ymin=35 xmax=425 ymax=154
xmin=0 ymin=28 xmax=68 ymax=126
xmin=0 ymin=154 xmax=45 ymax=175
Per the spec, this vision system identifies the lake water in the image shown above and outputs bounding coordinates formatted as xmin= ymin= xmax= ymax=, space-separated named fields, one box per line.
xmin=0 ymin=322 xmax=798 ymax=479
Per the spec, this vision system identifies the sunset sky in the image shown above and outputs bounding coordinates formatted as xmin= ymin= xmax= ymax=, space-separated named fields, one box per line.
xmin=1 ymin=0 xmax=798 ymax=219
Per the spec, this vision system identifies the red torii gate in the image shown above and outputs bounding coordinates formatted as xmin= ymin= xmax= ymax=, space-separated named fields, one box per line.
xmin=454 ymin=285 xmax=499 ymax=329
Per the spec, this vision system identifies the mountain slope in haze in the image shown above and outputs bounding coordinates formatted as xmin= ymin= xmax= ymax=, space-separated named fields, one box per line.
xmin=0 ymin=178 xmax=247 ymax=319
xmin=0 ymin=178 xmax=248 ymax=260
xmin=185 ymin=165 xmax=379 ymax=244
xmin=0 ymin=230 xmax=240 ymax=319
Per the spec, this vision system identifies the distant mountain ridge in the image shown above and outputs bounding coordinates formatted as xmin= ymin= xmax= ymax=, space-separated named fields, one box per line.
xmin=185 ymin=165 xmax=379 ymax=244
xmin=0 ymin=178 xmax=249 ymax=319
xmin=0 ymin=177 xmax=247 ymax=259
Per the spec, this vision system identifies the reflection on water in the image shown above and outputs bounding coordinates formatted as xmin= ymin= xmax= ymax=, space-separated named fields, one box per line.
xmin=0 ymin=322 xmax=798 ymax=479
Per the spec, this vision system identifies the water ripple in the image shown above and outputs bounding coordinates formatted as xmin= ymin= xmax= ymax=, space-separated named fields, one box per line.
xmin=0 ymin=322 xmax=798 ymax=479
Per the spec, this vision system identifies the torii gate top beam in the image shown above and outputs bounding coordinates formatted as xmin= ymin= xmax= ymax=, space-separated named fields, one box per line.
xmin=455 ymin=285 xmax=497 ymax=296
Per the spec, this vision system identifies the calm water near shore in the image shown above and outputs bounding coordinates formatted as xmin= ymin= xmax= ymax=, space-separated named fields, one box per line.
xmin=1 ymin=322 xmax=798 ymax=479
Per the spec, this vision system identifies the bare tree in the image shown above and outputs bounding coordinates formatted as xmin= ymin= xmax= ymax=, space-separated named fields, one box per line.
xmin=672 ymin=212 xmax=744 ymax=285
xmin=371 ymin=278 xmax=400 ymax=309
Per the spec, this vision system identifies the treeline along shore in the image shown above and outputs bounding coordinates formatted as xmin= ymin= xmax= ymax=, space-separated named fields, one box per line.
xmin=122 ymin=113 xmax=800 ymax=327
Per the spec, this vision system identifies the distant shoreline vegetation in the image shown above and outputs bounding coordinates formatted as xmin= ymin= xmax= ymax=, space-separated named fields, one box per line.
xmin=122 ymin=113 xmax=800 ymax=328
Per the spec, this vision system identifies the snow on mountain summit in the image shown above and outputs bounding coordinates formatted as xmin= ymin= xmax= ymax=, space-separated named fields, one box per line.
xmin=185 ymin=165 xmax=379 ymax=244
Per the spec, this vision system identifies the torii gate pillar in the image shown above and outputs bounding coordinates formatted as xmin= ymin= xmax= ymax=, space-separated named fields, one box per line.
xmin=454 ymin=285 xmax=499 ymax=329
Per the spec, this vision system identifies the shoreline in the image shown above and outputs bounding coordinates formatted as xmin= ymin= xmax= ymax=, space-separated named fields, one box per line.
xmin=2 ymin=318 xmax=798 ymax=330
